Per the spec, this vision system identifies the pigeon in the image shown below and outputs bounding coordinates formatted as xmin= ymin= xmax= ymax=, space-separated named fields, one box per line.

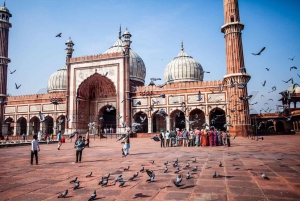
xmin=39 ymin=112 xmax=47 ymax=122
xmin=103 ymin=173 xmax=110 ymax=179
xmin=146 ymin=170 xmax=155 ymax=182
xmin=252 ymin=47 xmax=265 ymax=56
xmin=164 ymin=166 xmax=168 ymax=173
xmin=174 ymin=166 xmax=180 ymax=174
xmin=70 ymin=177 xmax=77 ymax=183
xmin=186 ymin=172 xmax=190 ymax=179
xmin=56 ymin=33 xmax=62 ymax=37
xmin=9 ymin=68 xmax=16 ymax=74
xmin=261 ymin=173 xmax=270 ymax=180
xmin=73 ymin=181 xmax=80 ymax=190
xmin=140 ymin=167 xmax=145 ymax=172
xmin=192 ymin=166 xmax=198 ymax=171
xmin=124 ymin=166 xmax=130 ymax=171
xmin=98 ymin=177 xmax=104 ymax=185
xmin=186 ymin=162 xmax=190 ymax=168
xmin=150 ymin=160 xmax=154 ymax=164
xmin=88 ymin=190 xmax=97 ymax=201
xmin=219 ymin=162 xmax=223 ymax=167
xmin=86 ymin=172 xmax=92 ymax=177
xmin=15 ymin=83 xmax=21 ymax=89
xmin=57 ymin=190 xmax=68 ymax=198
xmin=101 ymin=179 xmax=108 ymax=187
xmin=213 ymin=171 xmax=217 ymax=178
xmin=290 ymin=66 xmax=297 ymax=71
xmin=173 ymin=175 xmax=182 ymax=187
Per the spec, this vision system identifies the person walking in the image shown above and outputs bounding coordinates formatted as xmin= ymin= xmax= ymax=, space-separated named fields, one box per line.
xmin=165 ymin=130 xmax=170 ymax=147
xmin=75 ymin=136 xmax=85 ymax=163
xmin=31 ymin=134 xmax=40 ymax=165
xmin=159 ymin=129 xmax=165 ymax=148
xmin=85 ymin=130 xmax=90 ymax=147
xmin=57 ymin=131 xmax=62 ymax=150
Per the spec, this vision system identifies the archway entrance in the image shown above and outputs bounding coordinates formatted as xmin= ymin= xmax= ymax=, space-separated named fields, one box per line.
xmin=99 ymin=105 xmax=116 ymax=133
xmin=276 ymin=121 xmax=285 ymax=133
xmin=189 ymin=109 xmax=205 ymax=129
xmin=77 ymin=73 xmax=117 ymax=131
xmin=209 ymin=107 xmax=226 ymax=131
xmin=17 ymin=117 xmax=27 ymax=135
xmin=133 ymin=111 xmax=148 ymax=133
xmin=170 ymin=109 xmax=185 ymax=131
xmin=30 ymin=116 xmax=40 ymax=135
xmin=152 ymin=110 xmax=167 ymax=133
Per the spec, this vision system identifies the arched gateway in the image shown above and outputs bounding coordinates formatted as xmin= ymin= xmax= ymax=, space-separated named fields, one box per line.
xmin=76 ymin=73 xmax=117 ymax=132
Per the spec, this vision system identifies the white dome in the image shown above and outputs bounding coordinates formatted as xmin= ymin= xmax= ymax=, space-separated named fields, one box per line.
xmin=103 ymin=38 xmax=146 ymax=84
xmin=47 ymin=66 xmax=67 ymax=93
xmin=164 ymin=42 xmax=204 ymax=83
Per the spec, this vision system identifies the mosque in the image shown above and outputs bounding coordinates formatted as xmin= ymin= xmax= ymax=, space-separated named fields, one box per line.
xmin=2 ymin=0 xmax=297 ymax=138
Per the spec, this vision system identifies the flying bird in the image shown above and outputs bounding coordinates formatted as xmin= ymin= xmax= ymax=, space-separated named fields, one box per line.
xmin=15 ymin=83 xmax=21 ymax=89
xmin=9 ymin=68 xmax=16 ymax=74
xmin=252 ymin=47 xmax=266 ymax=56
xmin=55 ymin=33 xmax=62 ymax=37
xmin=290 ymin=66 xmax=297 ymax=71
xmin=57 ymin=190 xmax=68 ymax=198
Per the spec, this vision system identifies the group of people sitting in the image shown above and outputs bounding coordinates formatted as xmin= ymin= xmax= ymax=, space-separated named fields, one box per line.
xmin=151 ymin=127 xmax=231 ymax=147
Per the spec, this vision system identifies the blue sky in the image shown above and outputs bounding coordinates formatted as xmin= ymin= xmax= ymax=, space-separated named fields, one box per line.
xmin=5 ymin=0 xmax=300 ymax=114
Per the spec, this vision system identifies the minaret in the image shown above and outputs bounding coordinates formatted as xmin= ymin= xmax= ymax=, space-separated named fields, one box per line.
xmin=221 ymin=0 xmax=252 ymax=136
xmin=122 ymin=28 xmax=132 ymax=128
xmin=65 ymin=37 xmax=74 ymax=130
xmin=0 ymin=3 xmax=12 ymax=137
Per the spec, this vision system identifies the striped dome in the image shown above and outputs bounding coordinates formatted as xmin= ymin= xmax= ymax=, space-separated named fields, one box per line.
xmin=164 ymin=42 xmax=204 ymax=83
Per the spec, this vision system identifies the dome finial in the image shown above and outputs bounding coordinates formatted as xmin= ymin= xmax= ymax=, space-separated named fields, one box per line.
xmin=119 ymin=24 xmax=122 ymax=39
xmin=181 ymin=40 xmax=184 ymax=51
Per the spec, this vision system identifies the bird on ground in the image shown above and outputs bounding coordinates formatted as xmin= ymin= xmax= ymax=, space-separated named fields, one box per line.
xmin=174 ymin=167 xmax=180 ymax=174
xmin=219 ymin=162 xmax=223 ymax=167
xmin=186 ymin=162 xmax=190 ymax=168
xmin=88 ymin=190 xmax=97 ymax=201
xmin=164 ymin=166 xmax=168 ymax=173
xmin=192 ymin=166 xmax=198 ymax=171
xmin=39 ymin=112 xmax=47 ymax=122
xmin=139 ymin=116 xmax=147 ymax=123
xmin=266 ymin=68 xmax=270 ymax=71
xmin=213 ymin=171 xmax=217 ymax=178
xmin=15 ymin=83 xmax=21 ymax=89
xmin=197 ymin=91 xmax=202 ymax=101
xmin=9 ymin=68 xmax=16 ymax=74
xmin=140 ymin=167 xmax=145 ymax=172
xmin=173 ymin=175 xmax=182 ymax=187
xmin=124 ymin=166 xmax=130 ymax=171
xmin=86 ymin=172 xmax=92 ymax=177
xmin=146 ymin=170 xmax=155 ymax=182
xmin=56 ymin=33 xmax=62 ymax=37
xmin=98 ymin=177 xmax=104 ymax=185
xmin=262 ymin=80 xmax=266 ymax=86
xmin=252 ymin=47 xmax=265 ymax=56
xmin=57 ymin=190 xmax=68 ymax=198
xmin=70 ymin=177 xmax=77 ymax=183
xmin=186 ymin=172 xmax=190 ymax=179
xmin=290 ymin=66 xmax=297 ymax=71
xmin=73 ymin=181 xmax=80 ymax=190
xmin=288 ymin=56 xmax=295 ymax=61
xmin=102 ymin=72 xmax=108 ymax=77
xmin=261 ymin=173 xmax=270 ymax=180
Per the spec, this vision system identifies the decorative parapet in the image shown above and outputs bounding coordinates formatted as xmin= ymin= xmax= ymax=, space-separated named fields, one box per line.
xmin=70 ymin=52 xmax=123 ymax=63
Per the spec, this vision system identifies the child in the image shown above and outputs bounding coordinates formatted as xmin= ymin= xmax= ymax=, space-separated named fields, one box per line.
xmin=75 ymin=136 xmax=85 ymax=163
xmin=31 ymin=134 xmax=40 ymax=165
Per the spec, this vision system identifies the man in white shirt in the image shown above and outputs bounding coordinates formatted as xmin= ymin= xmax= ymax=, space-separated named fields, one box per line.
xmin=31 ymin=134 xmax=40 ymax=165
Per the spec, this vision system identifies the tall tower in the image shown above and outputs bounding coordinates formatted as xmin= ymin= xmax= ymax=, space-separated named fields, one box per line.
xmin=0 ymin=3 xmax=12 ymax=137
xmin=122 ymin=28 xmax=132 ymax=128
xmin=65 ymin=37 xmax=74 ymax=130
xmin=222 ymin=0 xmax=252 ymax=136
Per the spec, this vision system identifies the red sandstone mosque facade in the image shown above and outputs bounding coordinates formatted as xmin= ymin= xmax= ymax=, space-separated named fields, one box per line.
xmin=1 ymin=0 xmax=298 ymax=138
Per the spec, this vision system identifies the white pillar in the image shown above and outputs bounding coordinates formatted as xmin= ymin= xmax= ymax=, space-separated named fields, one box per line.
xmin=148 ymin=117 xmax=152 ymax=133
xmin=166 ymin=116 xmax=170 ymax=132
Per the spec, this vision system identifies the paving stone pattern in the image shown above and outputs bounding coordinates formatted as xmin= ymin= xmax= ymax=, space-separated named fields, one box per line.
xmin=0 ymin=135 xmax=300 ymax=201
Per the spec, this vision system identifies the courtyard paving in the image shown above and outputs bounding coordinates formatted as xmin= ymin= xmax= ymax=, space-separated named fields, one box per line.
xmin=0 ymin=135 xmax=300 ymax=201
